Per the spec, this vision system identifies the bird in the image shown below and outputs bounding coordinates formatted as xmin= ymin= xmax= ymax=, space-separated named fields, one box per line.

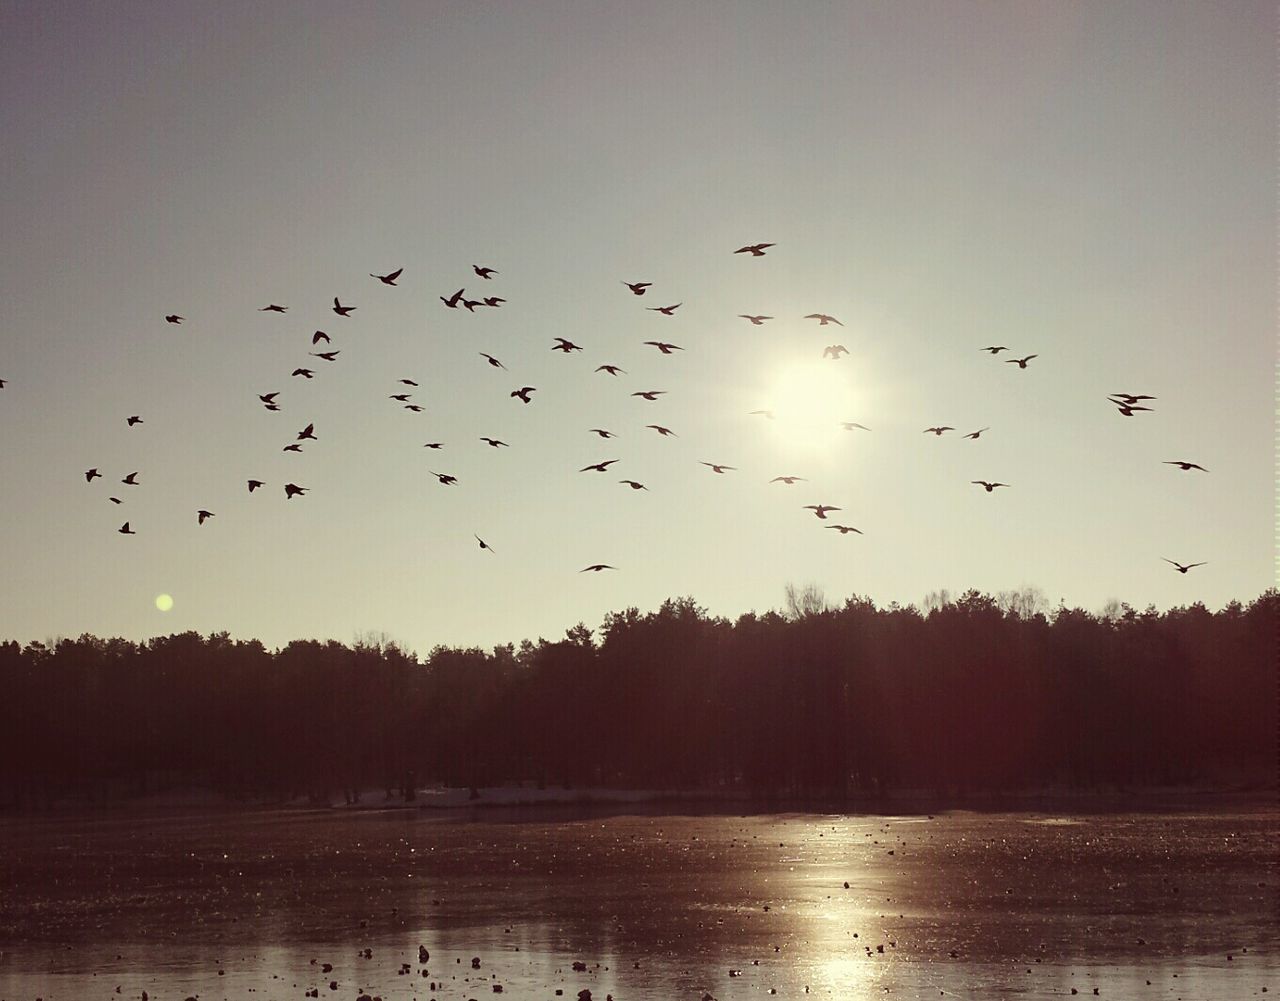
xmin=461 ymin=298 xmax=483 ymax=312
xmin=389 ymin=393 xmax=412 ymax=402
xmin=422 ymin=442 xmax=444 ymax=450
xmin=440 ymin=288 xmax=465 ymax=309
xmin=770 ymin=476 xmax=806 ymax=485
xmin=1164 ymin=460 xmax=1208 ymax=471
xmin=632 ymin=390 xmax=666 ymax=401
xmin=981 ymin=346 xmax=1008 ymax=354
xmin=822 ymin=345 xmax=849 ymax=359
xmin=511 ymin=386 xmax=536 ymax=403
xmin=972 ymin=480 xmax=1008 ymax=492
xmin=126 ymin=415 xmax=143 ymax=426
xmin=840 ymin=422 xmax=871 ymax=431
xmin=647 ymin=303 xmax=682 ymax=315
xmin=122 ymin=472 xmax=139 ymax=485
xmin=475 ymin=535 xmax=494 ymax=553
xmin=332 ymin=297 xmax=356 ymax=316
xmin=580 ymin=564 xmax=615 ymax=572
xmin=312 ymin=331 xmax=330 ymax=344
xmin=473 ymin=265 xmax=498 ymax=279
xmin=428 ymin=471 xmax=457 ymax=485
xmin=1111 ymin=393 xmax=1156 ymax=405
xmin=701 ymin=462 xmax=735 ymax=474
xmin=622 ymin=281 xmax=651 ymax=295
xmin=963 ymin=428 xmax=990 ymax=439
xmin=283 ymin=443 xmax=304 ymax=453
xmin=589 ymin=429 xmax=616 ymax=438
xmin=805 ymin=313 xmax=842 ymax=326
xmin=399 ymin=378 xmax=419 ymax=387
xmin=310 ymin=350 xmax=340 ymax=361
xmin=827 ymin=525 xmax=863 ymax=535
xmin=197 ymin=510 xmax=214 ymax=525
xmin=552 ymin=338 xmax=583 ymax=353
xmin=596 ymin=364 xmax=626 ymax=376
xmin=739 ymin=315 xmax=772 ymax=325
xmin=284 ymin=483 xmax=307 ymax=499
xmin=619 ymin=480 xmax=647 ymax=490
xmin=1114 ymin=403 xmax=1152 ymax=417
xmin=480 ymin=437 xmax=508 ymax=448
xmin=803 ymin=505 xmax=840 ymax=519
xmin=749 ymin=410 xmax=775 ymax=420
xmin=85 ymin=468 xmax=102 ymax=482
xmin=480 ymin=353 xmax=506 ymax=369
xmin=404 ymin=404 xmax=424 ymax=413
xmin=108 ymin=496 xmax=121 ymax=505
xmin=259 ymin=304 xmax=288 ymax=313
xmin=645 ymin=341 xmax=683 ymax=354
xmin=259 ymin=392 xmax=279 ymax=405
xmin=247 ymin=480 xmax=263 ymax=492
xmin=734 ymin=243 xmax=775 ymax=256
xmin=296 ymin=423 xmax=316 ymax=441
xmin=118 ymin=522 xmax=136 ymax=535
xmin=292 ymin=368 xmax=314 ymax=379
xmin=264 ymin=403 xmax=280 ymax=411
xmin=482 ymin=296 xmax=505 ymax=307
xmin=580 ymin=460 xmax=620 ymax=473
xmin=1006 ymin=354 xmax=1037 ymax=368
xmin=646 ymin=425 xmax=677 ymax=437
xmin=923 ymin=426 xmax=955 ymax=435
xmin=1164 ymin=558 xmax=1207 ymax=574
xmin=371 ymin=267 xmax=403 ymax=286
xmin=165 ymin=314 xmax=183 ymax=324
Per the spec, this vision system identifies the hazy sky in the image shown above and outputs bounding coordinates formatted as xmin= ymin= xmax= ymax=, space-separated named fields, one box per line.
xmin=1 ymin=1 xmax=1272 ymax=654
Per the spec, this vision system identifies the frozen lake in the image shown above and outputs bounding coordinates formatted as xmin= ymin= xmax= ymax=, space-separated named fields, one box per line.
xmin=0 ymin=805 xmax=1275 ymax=1000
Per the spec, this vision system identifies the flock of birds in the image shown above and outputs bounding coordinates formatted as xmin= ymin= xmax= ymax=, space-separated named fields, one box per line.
xmin=27 ymin=242 xmax=1210 ymax=576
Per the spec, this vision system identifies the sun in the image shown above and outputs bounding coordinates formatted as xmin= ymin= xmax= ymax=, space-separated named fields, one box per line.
xmin=767 ymin=361 xmax=856 ymax=445
xmin=155 ymin=593 xmax=174 ymax=612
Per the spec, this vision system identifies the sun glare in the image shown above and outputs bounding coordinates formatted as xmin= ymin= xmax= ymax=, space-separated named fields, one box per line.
xmin=155 ymin=594 xmax=173 ymax=612
xmin=768 ymin=361 xmax=857 ymax=446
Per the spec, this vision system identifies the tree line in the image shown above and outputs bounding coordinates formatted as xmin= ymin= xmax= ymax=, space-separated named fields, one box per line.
xmin=0 ymin=588 xmax=1273 ymax=808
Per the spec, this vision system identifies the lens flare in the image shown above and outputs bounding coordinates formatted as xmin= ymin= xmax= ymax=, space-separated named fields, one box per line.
xmin=155 ymin=594 xmax=174 ymax=612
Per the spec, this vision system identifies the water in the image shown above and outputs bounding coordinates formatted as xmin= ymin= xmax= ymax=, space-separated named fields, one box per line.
xmin=0 ymin=806 xmax=1275 ymax=1000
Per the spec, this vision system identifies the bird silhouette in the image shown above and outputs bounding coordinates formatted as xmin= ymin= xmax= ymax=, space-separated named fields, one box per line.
xmin=122 ymin=472 xmax=139 ymax=485
xmin=749 ymin=410 xmax=775 ymax=420
xmin=428 ymin=471 xmax=458 ymax=485
xmin=644 ymin=341 xmax=683 ymax=354
xmin=197 ymin=510 xmax=214 ymax=525
xmin=85 ymin=468 xmax=101 ymax=482
xmin=803 ymin=505 xmax=840 ymax=519
xmin=283 ymin=443 xmax=304 ymax=453
xmin=264 ymin=403 xmax=280 ymax=411
xmin=165 ymin=314 xmax=183 ymax=324
xmin=311 ymin=331 xmax=330 ymax=344
xmin=596 ymin=364 xmax=626 ymax=376
xmin=822 ymin=345 xmax=849 ymax=359
xmin=461 ymin=298 xmax=483 ymax=311
xmin=589 ymin=429 xmax=617 ymax=438
xmin=840 ymin=422 xmax=871 ymax=431
xmin=480 ymin=353 xmax=506 ymax=369
xmin=580 ymin=564 xmax=615 ymax=572
xmin=963 ymin=428 xmax=990 ymax=439
xmin=259 ymin=304 xmax=288 ymax=313
xmin=735 ymin=243 xmax=775 ymax=256
xmin=552 ymin=338 xmax=583 ymax=353
xmin=389 ymin=393 xmax=412 ymax=402
xmin=475 ymin=534 xmax=494 ymax=553
xmin=739 ymin=315 xmax=772 ymax=325
xmin=284 ymin=483 xmax=307 ymax=499
xmin=480 ymin=437 xmax=508 ymax=448
xmin=622 ymin=281 xmax=651 ymax=295
xmin=972 ymin=480 xmax=1008 ymax=492
xmin=646 ymin=425 xmax=677 ymax=436
xmin=923 ymin=426 xmax=955 ymax=435
xmin=297 ymin=423 xmax=316 ymax=441
xmin=701 ymin=462 xmax=735 ymax=474
xmin=632 ymin=390 xmax=666 ymax=401
xmin=1164 ymin=558 xmax=1207 ymax=573
xmin=118 ymin=521 xmax=136 ymax=535
xmin=1111 ymin=393 xmax=1156 ymax=404
xmin=511 ymin=386 xmax=536 ymax=403
xmin=981 ymin=346 xmax=1008 ymax=354
xmin=126 ymin=415 xmax=143 ymax=426
xmin=580 ymin=460 xmax=620 ymax=472
xmin=805 ymin=313 xmax=842 ymax=326
xmin=399 ymin=378 xmax=419 ymax=386
xmin=292 ymin=368 xmax=314 ymax=379
xmin=1164 ymin=460 xmax=1208 ymax=471
xmin=258 ymin=392 xmax=279 ymax=405
xmin=473 ymin=265 xmax=498 ymax=279
xmin=310 ymin=350 xmax=340 ymax=361
xmin=482 ymin=296 xmax=505 ymax=307
xmin=1114 ymin=403 xmax=1152 ymax=417
xmin=332 ymin=297 xmax=356 ymax=316
xmin=771 ymin=476 xmax=806 ymax=485
xmin=404 ymin=404 xmax=424 ymax=413
xmin=108 ymin=496 xmax=122 ymax=504
xmin=422 ymin=442 xmax=444 ymax=450
xmin=1006 ymin=355 xmax=1037 ymax=368
xmin=619 ymin=480 xmax=648 ymax=490
xmin=647 ymin=303 xmax=682 ymax=315
xmin=247 ymin=480 xmax=263 ymax=492
xmin=371 ymin=267 xmax=403 ymax=286
xmin=440 ymin=288 xmax=465 ymax=308
xmin=827 ymin=525 xmax=863 ymax=535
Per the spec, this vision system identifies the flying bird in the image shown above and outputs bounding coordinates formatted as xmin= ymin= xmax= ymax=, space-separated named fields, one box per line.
xmin=589 ymin=429 xmax=616 ymax=438
xmin=840 ymin=422 xmax=871 ymax=431
xmin=282 ymin=443 xmax=304 ymax=453
xmin=963 ymin=428 xmax=990 ymax=439
xmin=475 ymin=535 xmax=494 ymax=553
xmin=118 ymin=522 xmax=136 ymax=535
xmin=580 ymin=460 xmax=620 ymax=472
xmin=646 ymin=425 xmax=677 ymax=436
xmin=122 ymin=472 xmax=139 ymax=485
xmin=770 ymin=476 xmax=806 ymax=485
xmin=440 ymin=288 xmax=465 ymax=309
xmin=332 ymin=297 xmax=356 ymax=316
xmin=805 ymin=313 xmax=842 ymax=326
xmin=399 ymin=379 xmax=419 ymax=387
xmin=644 ymin=341 xmax=683 ymax=354
xmin=310 ymin=350 xmax=340 ymax=361
xmin=247 ymin=480 xmax=263 ymax=492
xmin=734 ymin=243 xmax=775 ymax=256
xmin=619 ymin=480 xmax=647 ymax=490
xmin=1164 ymin=558 xmax=1207 ymax=574
xmin=701 ymin=462 xmax=735 ymax=474
xmin=739 ymin=315 xmax=772 ymax=325
xmin=296 ymin=423 xmax=316 ymax=441
xmin=461 ymin=298 xmax=483 ymax=311
xmin=827 ymin=525 xmax=863 ymax=535
xmin=822 ymin=345 xmax=849 ymax=359
xmin=428 ymin=471 xmax=457 ymax=485
xmin=126 ymin=415 xmax=143 ymax=426
xmin=473 ymin=265 xmax=498 ymax=279
xmin=371 ymin=267 xmax=403 ymax=286
xmin=971 ymin=480 xmax=1008 ymax=492
xmin=647 ymin=303 xmax=682 ymax=315
xmin=749 ymin=410 xmax=775 ymax=420
xmin=284 ymin=483 xmax=307 ymax=499
xmin=423 ymin=443 xmax=444 ymax=450
xmin=85 ymin=468 xmax=101 ymax=482
xmin=259 ymin=304 xmax=288 ymax=313
xmin=196 ymin=510 xmax=214 ymax=525
xmin=803 ymin=505 xmax=840 ymax=519
xmin=482 ymin=296 xmax=505 ymax=307
xmin=165 ymin=314 xmax=183 ymax=324
xmin=404 ymin=404 xmax=424 ymax=413
xmin=981 ymin=346 xmax=1008 ymax=354
xmin=390 ymin=393 xmax=412 ymax=402
xmin=259 ymin=392 xmax=279 ymax=405
xmin=1164 ymin=460 xmax=1208 ymax=472
xmin=622 ymin=281 xmax=651 ymax=295
xmin=511 ymin=386 xmax=536 ymax=403
xmin=580 ymin=564 xmax=615 ymax=572
xmin=480 ymin=353 xmax=506 ymax=369
xmin=264 ymin=403 xmax=280 ymax=411
xmin=632 ymin=390 xmax=666 ymax=401
xmin=1113 ymin=403 xmax=1152 ymax=417
xmin=923 ymin=426 xmax=955 ymax=435
xmin=480 ymin=437 xmax=508 ymax=448
xmin=596 ymin=364 xmax=626 ymax=376
xmin=552 ymin=338 xmax=583 ymax=353
xmin=1006 ymin=354 xmax=1038 ymax=369
xmin=1111 ymin=393 xmax=1156 ymax=405
xmin=108 ymin=496 xmax=122 ymax=504
xmin=292 ymin=368 xmax=314 ymax=379
xmin=311 ymin=330 xmax=330 ymax=344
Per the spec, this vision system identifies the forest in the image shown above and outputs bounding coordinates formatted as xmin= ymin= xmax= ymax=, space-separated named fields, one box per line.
xmin=0 ymin=588 xmax=1273 ymax=808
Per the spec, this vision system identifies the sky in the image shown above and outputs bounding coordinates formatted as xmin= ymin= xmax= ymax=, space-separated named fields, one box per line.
xmin=0 ymin=1 xmax=1273 ymax=655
